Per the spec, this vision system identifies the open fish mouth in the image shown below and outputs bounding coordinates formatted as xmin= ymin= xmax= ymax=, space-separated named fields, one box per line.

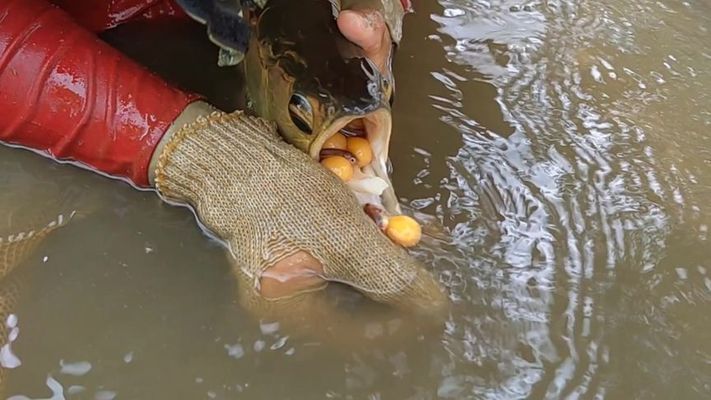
xmin=304 ymin=109 xmax=401 ymax=216
xmin=236 ymin=0 xmax=401 ymax=217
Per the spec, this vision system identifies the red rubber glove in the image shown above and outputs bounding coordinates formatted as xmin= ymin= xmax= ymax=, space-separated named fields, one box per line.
xmin=0 ymin=0 xmax=199 ymax=187
xmin=50 ymin=0 xmax=188 ymax=32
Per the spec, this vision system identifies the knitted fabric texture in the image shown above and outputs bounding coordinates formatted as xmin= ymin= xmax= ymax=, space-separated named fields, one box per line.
xmin=154 ymin=111 xmax=445 ymax=312
xmin=0 ymin=212 xmax=71 ymax=391
xmin=0 ymin=214 xmax=70 ymax=278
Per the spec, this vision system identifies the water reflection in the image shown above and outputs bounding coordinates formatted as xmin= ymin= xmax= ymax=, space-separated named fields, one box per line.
xmin=397 ymin=0 xmax=710 ymax=398
xmin=2 ymin=0 xmax=710 ymax=398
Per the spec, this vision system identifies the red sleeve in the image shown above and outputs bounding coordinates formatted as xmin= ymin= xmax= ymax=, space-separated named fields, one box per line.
xmin=50 ymin=0 xmax=188 ymax=32
xmin=0 ymin=0 xmax=199 ymax=187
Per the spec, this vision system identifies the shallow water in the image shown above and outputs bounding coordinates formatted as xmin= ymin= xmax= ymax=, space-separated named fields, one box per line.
xmin=2 ymin=0 xmax=710 ymax=398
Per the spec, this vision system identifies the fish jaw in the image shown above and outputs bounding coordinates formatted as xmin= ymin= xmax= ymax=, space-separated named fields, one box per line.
xmin=308 ymin=108 xmax=401 ymax=215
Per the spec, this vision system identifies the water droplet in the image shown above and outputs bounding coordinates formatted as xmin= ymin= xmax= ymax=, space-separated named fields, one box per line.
xmin=443 ymin=8 xmax=465 ymax=17
xmin=60 ymin=360 xmax=92 ymax=376
xmin=259 ymin=321 xmax=280 ymax=335
xmin=95 ymin=390 xmax=117 ymax=400
xmin=270 ymin=336 xmax=288 ymax=351
xmin=0 ymin=343 xmax=22 ymax=368
xmin=225 ymin=343 xmax=245 ymax=359
xmin=253 ymin=340 xmax=265 ymax=352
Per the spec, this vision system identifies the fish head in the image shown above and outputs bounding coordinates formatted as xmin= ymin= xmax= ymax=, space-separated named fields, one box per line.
xmin=243 ymin=0 xmax=401 ymax=214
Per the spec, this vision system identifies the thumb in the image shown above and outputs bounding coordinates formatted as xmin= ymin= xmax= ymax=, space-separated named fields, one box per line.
xmin=337 ymin=9 xmax=391 ymax=73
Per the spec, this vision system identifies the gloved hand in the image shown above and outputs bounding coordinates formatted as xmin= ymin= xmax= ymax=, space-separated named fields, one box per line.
xmin=151 ymin=104 xmax=448 ymax=317
xmin=0 ymin=0 xmax=447 ymax=331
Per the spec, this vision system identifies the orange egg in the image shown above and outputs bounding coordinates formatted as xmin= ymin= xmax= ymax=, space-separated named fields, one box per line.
xmin=346 ymin=137 xmax=373 ymax=167
xmin=320 ymin=156 xmax=354 ymax=182
xmin=322 ymin=133 xmax=347 ymax=150
xmin=385 ymin=215 xmax=422 ymax=247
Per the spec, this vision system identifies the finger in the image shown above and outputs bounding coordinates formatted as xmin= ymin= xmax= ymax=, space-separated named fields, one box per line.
xmin=337 ymin=9 xmax=392 ymax=74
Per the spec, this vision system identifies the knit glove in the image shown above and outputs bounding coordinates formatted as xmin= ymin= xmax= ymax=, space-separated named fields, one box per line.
xmin=153 ymin=110 xmax=446 ymax=316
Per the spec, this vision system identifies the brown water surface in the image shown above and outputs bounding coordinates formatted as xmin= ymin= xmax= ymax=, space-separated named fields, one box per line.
xmin=1 ymin=0 xmax=710 ymax=398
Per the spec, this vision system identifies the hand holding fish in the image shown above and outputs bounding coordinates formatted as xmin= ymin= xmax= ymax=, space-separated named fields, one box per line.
xmin=152 ymin=105 xmax=447 ymax=318
xmin=338 ymin=7 xmax=393 ymax=74
xmin=0 ymin=0 xmax=446 ymax=353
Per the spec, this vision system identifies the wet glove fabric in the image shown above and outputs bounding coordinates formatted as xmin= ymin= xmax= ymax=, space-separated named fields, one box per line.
xmin=153 ymin=109 xmax=447 ymax=315
xmin=0 ymin=179 xmax=79 ymax=391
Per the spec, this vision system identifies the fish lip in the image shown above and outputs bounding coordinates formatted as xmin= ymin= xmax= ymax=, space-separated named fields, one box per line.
xmin=308 ymin=108 xmax=401 ymax=215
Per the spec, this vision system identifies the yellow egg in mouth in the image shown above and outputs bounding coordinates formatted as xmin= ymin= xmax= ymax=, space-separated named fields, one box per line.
xmin=320 ymin=155 xmax=354 ymax=182
xmin=322 ymin=132 xmax=347 ymax=150
xmin=346 ymin=137 xmax=373 ymax=167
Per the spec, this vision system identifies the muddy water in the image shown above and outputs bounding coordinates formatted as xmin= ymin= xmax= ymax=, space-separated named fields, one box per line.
xmin=1 ymin=0 xmax=710 ymax=398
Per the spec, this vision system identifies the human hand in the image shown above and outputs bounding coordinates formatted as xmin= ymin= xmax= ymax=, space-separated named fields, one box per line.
xmin=153 ymin=107 xmax=447 ymax=317
xmin=337 ymin=0 xmax=409 ymax=75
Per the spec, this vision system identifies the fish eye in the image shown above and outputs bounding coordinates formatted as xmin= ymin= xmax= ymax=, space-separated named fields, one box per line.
xmin=288 ymin=93 xmax=314 ymax=135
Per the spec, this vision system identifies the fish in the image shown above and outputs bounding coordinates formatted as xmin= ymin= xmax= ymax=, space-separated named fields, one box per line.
xmin=176 ymin=0 xmax=401 ymax=214
xmin=241 ymin=0 xmax=401 ymax=214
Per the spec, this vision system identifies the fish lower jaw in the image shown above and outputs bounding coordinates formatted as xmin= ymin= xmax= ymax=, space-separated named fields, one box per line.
xmin=312 ymin=110 xmax=400 ymax=214
xmin=346 ymin=166 xmax=399 ymax=215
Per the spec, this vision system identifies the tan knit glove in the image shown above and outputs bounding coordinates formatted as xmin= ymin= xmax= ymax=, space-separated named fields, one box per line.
xmin=153 ymin=109 xmax=446 ymax=317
